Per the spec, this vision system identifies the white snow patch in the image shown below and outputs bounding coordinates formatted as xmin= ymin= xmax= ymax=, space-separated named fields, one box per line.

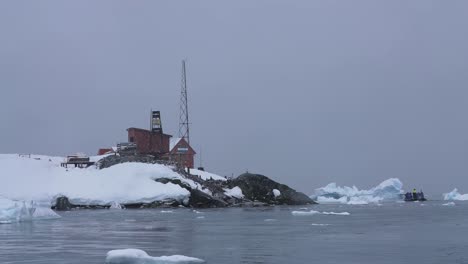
xmin=312 ymin=178 xmax=403 ymax=205
xmin=442 ymin=202 xmax=456 ymax=206
xmin=187 ymin=168 xmax=226 ymax=181
xmin=443 ymin=188 xmax=468 ymax=201
xmin=105 ymin=249 xmax=205 ymax=264
xmin=0 ymin=154 xmax=190 ymax=206
xmin=292 ymin=210 xmax=350 ymax=216
xmin=224 ymin=186 xmax=244 ymax=199
xmin=109 ymin=202 xmax=123 ymax=210
xmin=273 ymin=189 xmax=281 ymax=198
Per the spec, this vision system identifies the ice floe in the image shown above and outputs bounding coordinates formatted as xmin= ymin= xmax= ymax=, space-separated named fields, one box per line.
xmin=0 ymin=197 xmax=60 ymax=224
xmin=443 ymin=188 xmax=468 ymax=201
xmin=291 ymin=210 xmax=350 ymax=216
xmin=442 ymin=202 xmax=456 ymax=206
xmin=105 ymin=249 xmax=205 ymax=264
xmin=311 ymin=178 xmax=403 ymax=205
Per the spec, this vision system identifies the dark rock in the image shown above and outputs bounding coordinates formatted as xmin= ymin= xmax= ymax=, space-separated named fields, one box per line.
xmin=229 ymin=173 xmax=315 ymax=205
xmin=54 ymin=196 xmax=72 ymax=211
xmin=188 ymin=189 xmax=228 ymax=208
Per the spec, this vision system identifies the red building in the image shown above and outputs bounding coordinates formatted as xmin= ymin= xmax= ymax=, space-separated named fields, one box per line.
xmin=127 ymin=127 xmax=172 ymax=154
xmin=97 ymin=148 xmax=113 ymax=155
xmin=169 ymin=137 xmax=196 ymax=168
xmin=127 ymin=127 xmax=196 ymax=168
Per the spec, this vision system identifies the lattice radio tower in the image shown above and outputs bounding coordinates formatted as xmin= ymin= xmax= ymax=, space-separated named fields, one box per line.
xmin=179 ymin=60 xmax=190 ymax=145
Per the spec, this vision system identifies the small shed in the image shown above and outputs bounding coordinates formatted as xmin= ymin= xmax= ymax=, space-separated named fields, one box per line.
xmin=169 ymin=137 xmax=196 ymax=168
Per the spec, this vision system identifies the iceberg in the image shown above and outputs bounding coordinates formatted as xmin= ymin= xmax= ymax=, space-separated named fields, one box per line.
xmin=311 ymin=178 xmax=403 ymax=204
xmin=443 ymin=188 xmax=468 ymax=201
xmin=105 ymin=249 xmax=205 ymax=264
xmin=0 ymin=197 xmax=60 ymax=224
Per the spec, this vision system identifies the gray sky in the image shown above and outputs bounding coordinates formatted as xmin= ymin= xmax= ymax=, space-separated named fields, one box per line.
xmin=1 ymin=1 xmax=468 ymax=195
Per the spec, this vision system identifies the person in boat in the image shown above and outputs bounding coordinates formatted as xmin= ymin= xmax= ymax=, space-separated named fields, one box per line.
xmin=405 ymin=192 xmax=413 ymax=201
xmin=418 ymin=190 xmax=425 ymax=200
xmin=412 ymin=188 xmax=417 ymax=200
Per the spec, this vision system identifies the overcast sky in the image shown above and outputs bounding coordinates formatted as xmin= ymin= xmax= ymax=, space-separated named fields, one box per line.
xmin=1 ymin=1 xmax=468 ymax=195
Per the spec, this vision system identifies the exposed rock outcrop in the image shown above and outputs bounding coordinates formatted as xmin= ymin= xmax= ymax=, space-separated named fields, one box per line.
xmin=228 ymin=173 xmax=315 ymax=205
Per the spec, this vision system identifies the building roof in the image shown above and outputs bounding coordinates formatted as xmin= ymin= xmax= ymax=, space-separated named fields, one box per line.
xmin=169 ymin=137 xmax=182 ymax=151
xmin=169 ymin=137 xmax=196 ymax=154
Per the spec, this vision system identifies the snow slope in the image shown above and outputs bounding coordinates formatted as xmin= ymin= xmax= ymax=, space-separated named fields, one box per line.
xmin=0 ymin=154 xmax=193 ymax=206
xmin=187 ymin=168 xmax=226 ymax=181
xmin=311 ymin=178 xmax=403 ymax=204
xmin=443 ymin=188 xmax=468 ymax=201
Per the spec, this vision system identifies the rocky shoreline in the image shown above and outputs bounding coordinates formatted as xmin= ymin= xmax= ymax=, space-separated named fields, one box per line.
xmin=53 ymin=171 xmax=315 ymax=210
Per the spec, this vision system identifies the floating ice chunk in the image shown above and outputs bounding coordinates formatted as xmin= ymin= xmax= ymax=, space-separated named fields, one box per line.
xmin=292 ymin=210 xmax=350 ymax=216
xmin=322 ymin=211 xmax=350 ymax=215
xmin=224 ymin=186 xmax=244 ymax=199
xmin=160 ymin=210 xmax=174 ymax=213
xmin=443 ymin=188 xmax=468 ymax=201
xmin=312 ymin=178 xmax=403 ymax=204
xmin=273 ymin=189 xmax=281 ymax=198
xmin=196 ymin=216 xmax=205 ymax=219
xmin=291 ymin=210 xmax=321 ymax=216
xmin=192 ymin=210 xmax=202 ymax=214
xmin=105 ymin=249 xmax=205 ymax=264
xmin=442 ymin=202 xmax=456 ymax=206
xmin=311 ymin=223 xmax=330 ymax=226
xmin=0 ymin=197 xmax=59 ymax=224
xmin=264 ymin=219 xmax=277 ymax=222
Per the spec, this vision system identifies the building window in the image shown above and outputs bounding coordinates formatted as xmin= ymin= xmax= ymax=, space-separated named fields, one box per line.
xmin=129 ymin=137 xmax=134 ymax=142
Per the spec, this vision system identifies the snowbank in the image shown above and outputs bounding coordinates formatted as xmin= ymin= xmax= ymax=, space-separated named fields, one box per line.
xmin=187 ymin=168 xmax=226 ymax=181
xmin=291 ymin=210 xmax=350 ymax=216
xmin=443 ymin=188 xmax=468 ymax=201
xmin=223 ymin=186 xmax=244 ymax=198
xmin=0 ymin=197 xmax=60 ymax=224
xmin=105 ymin=249 xmax=205 ymax=264
xmin=0 ymin=154 xmax=191 ymax=206
xmin=312 ymin=178 xmax=403 ymax=205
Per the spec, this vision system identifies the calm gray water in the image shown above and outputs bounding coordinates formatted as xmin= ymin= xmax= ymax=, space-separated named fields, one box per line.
xmin=1 ymin=201 xmax=468 ymax=264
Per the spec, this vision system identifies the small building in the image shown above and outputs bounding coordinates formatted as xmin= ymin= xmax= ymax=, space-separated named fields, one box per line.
xmin=97 ymin=148 xmax=113 ymax=155
xmin=127 ymin=127 xmax=172 ymax=155
xmin=169 ymin=137 xmax=196 ymax=168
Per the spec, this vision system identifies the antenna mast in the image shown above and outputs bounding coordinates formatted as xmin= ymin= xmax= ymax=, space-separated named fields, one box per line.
xmin=179 ymin=60 xmax=190 ymax=145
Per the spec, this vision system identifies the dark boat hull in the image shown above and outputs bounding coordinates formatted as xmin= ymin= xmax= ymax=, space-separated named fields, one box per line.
xmin=404 ymin=198 xmax=427 ymax=202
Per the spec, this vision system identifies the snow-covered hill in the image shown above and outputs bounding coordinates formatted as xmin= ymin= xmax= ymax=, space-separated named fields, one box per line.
xmin=0 ymin=154 xmax=215 ymax=207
